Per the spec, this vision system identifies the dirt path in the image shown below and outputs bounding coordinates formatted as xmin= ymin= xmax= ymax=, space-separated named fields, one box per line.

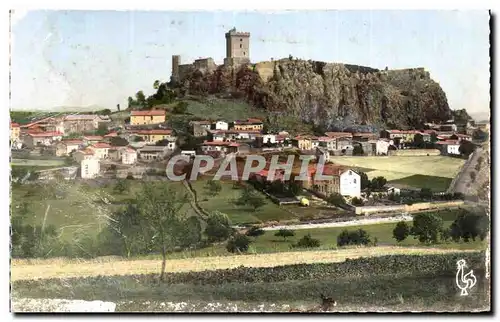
xmin=11 ymin=246 xmax=477 ymax=282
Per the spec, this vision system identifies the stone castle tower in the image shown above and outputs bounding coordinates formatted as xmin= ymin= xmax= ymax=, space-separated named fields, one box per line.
xmin=171 ymin=55 xmax=180 ymax=80
xmin=224 ymin=27 xmax=251 ymax=67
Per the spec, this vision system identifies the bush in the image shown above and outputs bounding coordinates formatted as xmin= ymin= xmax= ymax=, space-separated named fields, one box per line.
xmin=205 ymin=211 xmax=234 ymax=243
xmin=326 ymin=193 xmax=345 ymax=206
xmin=245 ymin=226 xmax=265 ymax=238
xmin=274 ymin=229 xmax=295 ymax=241
xmin=293 ymin=233 xmax=320 ymax=248
xmin=337 ymin=229 xmax=371 ymax=247
xmin=393 ymin=221 xmax=411 ymax=242
xmin=411 ymin=213 xmax=443 ymax=244
xmin=351 ymin=197 xmax=364 ymax=206
xmin=449 ymin=209 xmax=490 ymax=242
xmin=226 ymin=234 xmax=251 ymax=253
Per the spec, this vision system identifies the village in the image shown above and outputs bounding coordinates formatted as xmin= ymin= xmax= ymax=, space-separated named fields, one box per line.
xmin=9 ymin=104 xmax=488 ymax=220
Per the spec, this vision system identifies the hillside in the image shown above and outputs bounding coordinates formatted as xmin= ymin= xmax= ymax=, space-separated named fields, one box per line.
xmin=177 ymin=59 xmax=452 ymax=131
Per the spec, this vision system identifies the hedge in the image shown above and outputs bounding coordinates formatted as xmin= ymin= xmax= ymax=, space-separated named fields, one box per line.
xmin=14 ymin=252 xmax=485 ymax=288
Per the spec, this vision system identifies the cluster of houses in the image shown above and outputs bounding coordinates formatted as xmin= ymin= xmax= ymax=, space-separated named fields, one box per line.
xmin=10 ymin=110 xmax=178 ymax=179
xmin=10 ymin=107 xmax=476 ymax=188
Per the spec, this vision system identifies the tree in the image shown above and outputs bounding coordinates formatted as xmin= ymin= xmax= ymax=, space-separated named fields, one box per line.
xmin=459 ymin=140 xmax=476 ymax=157
xmin=419 ymin=188 xmax=433 ymax=200
xmin=126 ymin=172 xmax=135 ymax=180
xmin=245 ymin=226 xmax=265 ymax=239
xmin=136 ymin=182 xmax=189 ymax=281
xmin=393 ymin=221 xmax=410 ymax=242
xmin=205 ymin=211 xmax=233 ymax=243
xmin=326 ymin=193 xmax=345 ymax=206
xmin=178 ymin=216 xmax=202 ymax=248
xmin=351 ymin=197 xmax=364 ymax=206
xmin=293 ymin=233 xmax=321 ymax=248
xmin=127 ymin=96 xmax=135 ymax=109
xmin=411 ymin=213 xmax=443 ymax=244
xmin=153 ymin=80 xmax=160 ymax=90
xmin=110 ymin=204 xmax=142 ymax=258
xmin=110 ymin=137 xmax=129 ymax=147
xmin=337 ymin=229 xmax=371 ymax=247
xmin=135 ymin=91 xmax=147 ymax=109
xmin=430 ymin=132 xmax=438 ymax=144
xmin=274 ymin=229 xmax=295 ymax=241
xmin=113 ymin=179 xmax=130 ymax=195
xmin=359 ymin=172 xmax=370 ymax=190
xmin=96 ymin=123 xmax=108 ymax=136
xmin=204 ymin=180 xmax=222 ymax=197
xmin=352 ymin=145 xmax=364 ymax=156
xmin=370 ymin=176 xmax=387 ymax=190
xmin=413 ymin=133 xmax=425 ymax=148
xmin=173 ymin=101 xmax=188 ymax=114
xmin=236 ymin=186 xmax=266 ymax=212
xmin=449 ymin=209 xmax=490 ymax=242
xmin=117 ymin=104 xmax=121 ymax=112
xmin=226 ymin=234 xmax=251 ymax=253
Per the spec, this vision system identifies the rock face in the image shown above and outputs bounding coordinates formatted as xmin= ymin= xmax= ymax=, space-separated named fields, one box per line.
xmin=178 ymin=59 xmax=452 ymax=130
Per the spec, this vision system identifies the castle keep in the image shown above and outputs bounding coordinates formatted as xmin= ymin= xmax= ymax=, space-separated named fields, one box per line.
xmin=171 ymin=28 xmax=250 ymax=82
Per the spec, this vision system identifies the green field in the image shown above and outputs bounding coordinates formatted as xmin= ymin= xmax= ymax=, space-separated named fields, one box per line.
xmin=11 ymin=159 xmax=66 ymax=167
xmin=190 ymin=179 xmax=295 ymax=224
xmin=10 ymin=180 xmax=197 ymax=243
xmin=330 ymin=156 xmax=465 ymax=191
xmin=184 ymin=98 xmax=267 ymax=122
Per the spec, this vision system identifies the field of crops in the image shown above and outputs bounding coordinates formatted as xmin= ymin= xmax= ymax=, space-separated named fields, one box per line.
xmin=11 ymin=246 xmax=479 ymax=281
xmin=12 ymin=252 xmax=490 ymax=312
xmin=330 ymin=155 xmax=465 ymax=191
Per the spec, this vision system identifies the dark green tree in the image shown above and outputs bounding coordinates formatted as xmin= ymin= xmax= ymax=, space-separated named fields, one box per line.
xmin=274 ymin=229 xmax=295 ymax=241
xmin=245 ymin=226 xmax=265 ymax=239
xmin=293 ymin=233 xmax=321 ymax=248
xmin=411 ymin=212 xmax=443 ymax=244
xmin=393 ymin=221 xmax=411 ymax=242
xmin=205 ymin=211 xmax=233 ymax=243
xmin=204 ymin=180 xmax=222 ymax=197
xmin=226 ymin=234 xmax=252 ymax=253
xmin=326 ymin=193 xmax=346 ymax=206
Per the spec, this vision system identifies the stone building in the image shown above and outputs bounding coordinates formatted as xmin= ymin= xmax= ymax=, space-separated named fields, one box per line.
xmin=171 ymin=27 xmax=251 ymax=82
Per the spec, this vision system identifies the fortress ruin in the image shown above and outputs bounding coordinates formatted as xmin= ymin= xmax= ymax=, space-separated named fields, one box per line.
xmin=171 ymin=28 xmax=251 ymax=82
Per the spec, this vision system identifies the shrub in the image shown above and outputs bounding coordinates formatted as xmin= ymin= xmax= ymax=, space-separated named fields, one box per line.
xmin=205 ymin=211 xmax=234 ymax=243
xmin=245 ymin=226 xmax=265 ymax=238
xmin=337 ymin=229 xmax=371 ymax=247
xmin=226 ymin=234 xmax=251 ymax=253
xmin=351 ymin=197 xmax=364 ymax=206
xmin=326 ymin=193 xmax=345 ymax=206
xmin=411 ymin=213 xmax=443 ymax=244
xmin=393 ymin=221 xmax=411 ymax=242
xmin=293 ymin=233 xmax=320 ymax=248
xmin=448 ymin=209 xmax=490 ymax=242
xmin=274 ymin=229 xmax=295 ymax=241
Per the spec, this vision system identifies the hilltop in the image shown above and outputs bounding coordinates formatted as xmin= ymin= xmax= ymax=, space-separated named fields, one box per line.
xmin=174 ymin=58 xmax=452 ymax=131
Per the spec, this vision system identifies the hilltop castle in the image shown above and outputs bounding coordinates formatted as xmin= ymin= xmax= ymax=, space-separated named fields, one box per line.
xmin=171 ymin=28 xmax=251 ymax=82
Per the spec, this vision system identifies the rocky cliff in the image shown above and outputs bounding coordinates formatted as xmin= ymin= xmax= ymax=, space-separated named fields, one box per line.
xmin=178 ymin=59 xmax=452 ymax=131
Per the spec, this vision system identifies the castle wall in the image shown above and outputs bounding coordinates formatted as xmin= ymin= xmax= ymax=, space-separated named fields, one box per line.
xmin=255 ymin=61 xmax=275 ymax=82
xmin=178 ymin=64 xmax=195 ymax=81
xmin=194 ymin=58 xmax=217 ymax=73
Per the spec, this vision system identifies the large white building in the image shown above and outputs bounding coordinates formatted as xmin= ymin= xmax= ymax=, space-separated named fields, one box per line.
xmin=121 ymin=147 xmax=138 ymax=165
xmin=81 ymin=158 xmax=100 ymax=179
xmin=339 ymin=169 xmax=361 ymax=198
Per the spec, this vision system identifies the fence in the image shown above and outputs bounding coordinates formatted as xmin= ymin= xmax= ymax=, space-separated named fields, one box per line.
xmin=355 ymin=200 xmax=465 ymax=216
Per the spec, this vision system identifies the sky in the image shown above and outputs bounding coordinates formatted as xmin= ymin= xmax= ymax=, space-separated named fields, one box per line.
xmin=10 ymin=10 xmax=490 ymax=116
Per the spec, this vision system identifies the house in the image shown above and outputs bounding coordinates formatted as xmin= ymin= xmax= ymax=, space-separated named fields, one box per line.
xmin=352 ymin=132 xmax=379 ymax=142
xmin=130 ymin=109 xmax=166 ymax=125
xmin=380 ymin=130 xmax=422 ymax=143
xmin=380 ymin=129 xmax=404 ymax=140
xmin=88 ymin=142 xmax=112 ymax=159
xmin=233 ymin=118 xmax=263 ymax=131
xmin=253 ymin=169 xmax=286 ymax=183
xmin=83 ymin=136 xmax=104 ymax=146
xmin=200 ymin=141 xmax=239 ymax=155
xmin=24 ymin=131 xmax=63 ymax=148
xmin=317 ymin=136 xmax=336 ymax=151
xmin=262 ymin=134 xmax=277 ymax=145
xmin=300 ymin=163 xmax=361 ymax=198
xmin=81 ymin=158 xmax=100 ymax=179
xmin=10 ymin=122 xmax=20 ymax=142
xmin=137 ymin=145 xmax=171 ymax=162
xmin=181 ymin=150 xmax=197 ymax=157
xmin=293 ymin=136 xmax=318 ymax=150
xmin=191 ymin=120 xmax=212 ymax=137
xmin=56 ymin=139 xmax=84 ymax=156
xmin=235 ymin=130 xmax=260 ymax=141
xmin=435 ymin=140 xmax=461 ymax=156
xmin=276 ymin=134 xmax=291 ymax=146
xmin=215 ymin=120 xmax=229 ymax=131
xmin=121 ymin=147 xmax=137 ymax=165
xmin=22 ymin=117 xmax=65 ymax=135
xmin=104 ymin=132 xmax=119 ymax=139
xmin=63 ymin=114 xmax=101 ymax=134
xmin=108 ymin=146 xmax=128 ymax=161
xmin=129 ymin=129 xmax=176 ymax=145
xmin=315 ymin=147 xmax=330 ymax=163
xmin=439 ymin=124 xmax=458 ymax=132
xmin=324 ymin=132 xmax=353 ymax=151
xmin=73 ymin=148 xmax=96 ymax=162
xmin=387 ymin=186 xmax=401 ymax=195
xmin=375 ymin=139 xmax=393 ymax=155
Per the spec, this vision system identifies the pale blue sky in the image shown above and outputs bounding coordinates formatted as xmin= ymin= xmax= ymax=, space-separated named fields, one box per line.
xmin=11 ymin=10 xmax=490 ymax=115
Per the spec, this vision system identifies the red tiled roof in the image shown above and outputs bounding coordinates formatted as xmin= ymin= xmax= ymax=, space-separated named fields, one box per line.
xmin=91 ymin=142 xmax=112 ymax=149
xmin=131 ymin=129 xmax=173 ymax=135
xmin=78 ymin=148 xmax=95 ymax=155
xmin=104 ymin=132 xmax=118 ymax=137
xmin=131 ymin=109 xmax=166 ymax=117
xmin=324 ymin=132 xmax=353 ymax=138
xmin=11 ymin=122 xmax=20 ymax=127
xmin=435 ymin=140 xmax=461 ymax=145
xmin=61 ymin=139 xmax=83 ymax=145
xmin=84 ymin=136 xmax=104 ymax=140
xmin=317 ymin=136 xmax=335 ymax=142
xmin=229 ymin=143 xmax=240 ymax=147
xmin=304 ymin=163 xmax=349 ymax=179
xmin=193 ymin=120 xmax=212 ymax=125
xmin=202 ymin=141 xmax=232 ymax=146
xmin=235 ymin=130 xmax=261 ymax=134
xmin=27 ymin=131 xmax=63 ymax=137
xmin=234 ymin=118 xmax=263 ymax=125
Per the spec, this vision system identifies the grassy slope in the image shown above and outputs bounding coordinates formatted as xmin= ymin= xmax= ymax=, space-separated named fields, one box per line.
xmin=330 ymin=155 xmax=465 ymax=191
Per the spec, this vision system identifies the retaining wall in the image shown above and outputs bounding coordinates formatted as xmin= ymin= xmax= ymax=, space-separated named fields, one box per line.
xmin=355 ymin=200 xmax=464 ymax=215
xmin=388 ymin=149 xmax=441 ymax=156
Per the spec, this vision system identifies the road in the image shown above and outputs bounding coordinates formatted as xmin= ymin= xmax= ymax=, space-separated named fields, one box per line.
xmin=449 ymin=147 xmax=484 ymax=197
